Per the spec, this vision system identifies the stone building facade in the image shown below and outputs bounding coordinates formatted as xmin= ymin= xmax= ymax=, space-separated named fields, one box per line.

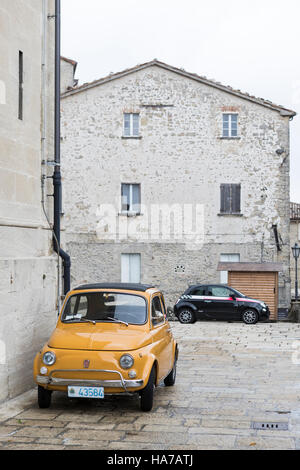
xmin=0 ymin=0 xmax=58 ymax=401
xmin=61 ymin=59 xmax=296 ymax=317
xmin=290 ymin=202 xmax=300 ymax=300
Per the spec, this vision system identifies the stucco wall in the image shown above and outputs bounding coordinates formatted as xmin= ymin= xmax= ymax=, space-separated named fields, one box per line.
xmin=61 ymin=64 xmax=291 ymax=313
xmin=0 ymin=0 xmax=58 ymax=401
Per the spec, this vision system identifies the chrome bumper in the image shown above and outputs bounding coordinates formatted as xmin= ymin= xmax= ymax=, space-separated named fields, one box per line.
xmin=36 ymin=369 xmax=143 ymax=392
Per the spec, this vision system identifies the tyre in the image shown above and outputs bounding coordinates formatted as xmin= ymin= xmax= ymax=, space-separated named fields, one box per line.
xmin=164 ymin=359 xmax=177 ymax=387
xmin=242 ymin=309 xmax=258 ymax=325
xmin=177 ymin=308 xmax=195 ymax=324
xmin=38 ymin=385 xmax=52 ymax=409
xmin=140 ymin=366 xmax=156 ymax=412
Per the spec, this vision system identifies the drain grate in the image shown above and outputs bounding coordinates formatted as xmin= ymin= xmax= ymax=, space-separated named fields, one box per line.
xmin=251 ymin=421 xmax=289 ymax=431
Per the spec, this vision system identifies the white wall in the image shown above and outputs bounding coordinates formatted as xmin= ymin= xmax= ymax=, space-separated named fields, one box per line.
xmin=0 ymin=0 xmax=58 ymax=401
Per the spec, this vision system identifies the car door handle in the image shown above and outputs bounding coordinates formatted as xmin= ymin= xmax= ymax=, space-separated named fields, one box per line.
xmin=204 ymin=300 xmax=212 ymax=303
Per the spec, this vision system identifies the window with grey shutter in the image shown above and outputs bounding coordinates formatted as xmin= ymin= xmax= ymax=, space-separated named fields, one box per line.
xmin=220 ymin=184 xmax=241 ymax=214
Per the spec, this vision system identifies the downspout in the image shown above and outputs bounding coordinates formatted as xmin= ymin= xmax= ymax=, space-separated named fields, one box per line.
xmin=53 ymin=0 xmax=71 ymax=295
xmin=41 ymin=0 xmax=60 ymax=313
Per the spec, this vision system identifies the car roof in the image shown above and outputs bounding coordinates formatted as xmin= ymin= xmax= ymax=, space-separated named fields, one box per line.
xmin=73 ymin=283 xmax=155 ymax=293
xmin=188 ymin=284 xmax=232 ymax=289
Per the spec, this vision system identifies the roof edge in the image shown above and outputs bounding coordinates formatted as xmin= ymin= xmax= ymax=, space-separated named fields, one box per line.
xmin=61 ymin=59 xmax=296 ymax=117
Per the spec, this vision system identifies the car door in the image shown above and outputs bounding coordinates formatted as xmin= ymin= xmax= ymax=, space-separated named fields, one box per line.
xmin=150 ymin=295 xmax=173 ymax=380
xmin=204 ymin=285 xmax=239 ymax=320
xmin=188 ymin=286 xmax=207 ymax=318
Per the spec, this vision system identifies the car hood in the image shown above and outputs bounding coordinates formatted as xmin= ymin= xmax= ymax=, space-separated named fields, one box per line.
xmin=48 ymin=323 xmax=151 ymax=351
xmin=240 ymin=297 xmax=266 ymax=306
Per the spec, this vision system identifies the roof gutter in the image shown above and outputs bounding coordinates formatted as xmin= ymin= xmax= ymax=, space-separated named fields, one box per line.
xmin=53 ymin=0 xmax=71 ymax=295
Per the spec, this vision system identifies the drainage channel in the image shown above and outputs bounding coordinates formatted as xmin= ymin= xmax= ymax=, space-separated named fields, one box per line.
xmin=251 ymin=421 xmax=289 ymax=431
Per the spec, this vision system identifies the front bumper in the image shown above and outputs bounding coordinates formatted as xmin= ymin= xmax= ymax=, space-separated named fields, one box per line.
xmin=36 ymin=369 xmax=144 ymax=393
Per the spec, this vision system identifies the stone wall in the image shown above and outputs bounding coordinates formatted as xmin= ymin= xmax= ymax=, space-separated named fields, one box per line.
xmin=61 ymin=64 xmax=291 ymax=314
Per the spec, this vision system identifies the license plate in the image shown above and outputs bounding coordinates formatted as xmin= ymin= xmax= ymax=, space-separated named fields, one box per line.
xmin=68 ymin=386 xmax=104 ymax=399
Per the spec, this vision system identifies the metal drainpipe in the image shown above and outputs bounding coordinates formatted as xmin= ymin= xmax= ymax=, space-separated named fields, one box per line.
xmin=53 ymin=0 xmax=71 ymax=295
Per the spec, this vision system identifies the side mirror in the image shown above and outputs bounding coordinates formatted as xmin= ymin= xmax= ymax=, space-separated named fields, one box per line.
xmin=230 ymin=293 xmax=236 ymax=300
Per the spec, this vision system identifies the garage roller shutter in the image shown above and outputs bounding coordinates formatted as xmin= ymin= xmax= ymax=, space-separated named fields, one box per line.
xmin=228 ymin=271 xmax=278 ymax=321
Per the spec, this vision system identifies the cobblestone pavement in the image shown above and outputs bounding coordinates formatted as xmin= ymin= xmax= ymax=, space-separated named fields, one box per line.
xmin=1 ymin=321 xmax=300 ymax=450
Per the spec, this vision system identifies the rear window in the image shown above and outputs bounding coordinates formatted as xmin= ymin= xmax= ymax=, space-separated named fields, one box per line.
xmin=62 ymin=292 xmax=147 ymax=325
xmin=190 ymin=286 xmax=206 ymax=296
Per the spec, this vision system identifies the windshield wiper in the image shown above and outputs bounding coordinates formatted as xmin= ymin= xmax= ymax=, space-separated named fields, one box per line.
xmin=64 ymin=319 xmax=96 ymax=325
xmin=106 ymin=317 xmax=128 ymax=327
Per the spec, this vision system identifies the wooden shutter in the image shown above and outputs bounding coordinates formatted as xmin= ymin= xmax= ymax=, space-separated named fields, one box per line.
xmin=220 ymin=184 xmax=231 ymax=213
xmin=231 ymin=184 xmax=241 ymax=213
xmin=220 ymin=184 xmax=241 ymax=213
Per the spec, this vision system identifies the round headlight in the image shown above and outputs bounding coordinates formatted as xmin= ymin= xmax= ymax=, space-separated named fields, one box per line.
xmin=43 ymin=351 xmax=56 ymax=366
xmin=119 ymin=354 xmax=134 ymax=370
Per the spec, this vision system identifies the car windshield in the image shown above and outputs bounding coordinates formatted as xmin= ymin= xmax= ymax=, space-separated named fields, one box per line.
xmin=231 ymin=288 xmax=245 ymax=298
xmin=62 ymin=292 xmax=147 ymax=325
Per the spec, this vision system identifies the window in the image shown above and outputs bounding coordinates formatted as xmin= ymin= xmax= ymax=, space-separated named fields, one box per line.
xmin=220 ymin=184 xmax=241 ymax=214
xmin=222 ymin=114 xmax=238 ymax=137
xmin=121 ymin=254 xmax=141 ymax=283
xmin=151 ymin=296 xmax=165 ymax=326
xmin=191 ymin=286 xmax=206 ymax=296
xmin=124 ymin=113 xmax=140 ymax=137
xmin=18 ymin=51 xmax=23 ymax=120
xmin=62 ymin=292 xmax=147 ymax=325
xmin=208 ymin=286 xmax=232 ymax=297
xmin=220 ymin=254 xmax=240 ymax=284
xmin=121 ymin=183 xmax=141 ymax=214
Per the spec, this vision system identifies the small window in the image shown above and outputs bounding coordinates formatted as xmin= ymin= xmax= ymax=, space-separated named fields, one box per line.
xmin=18 ymin=51 xmax=23 ymax=120
xmin=151 ymin=296 xmax=165 ymax=326
xmin=124 ymin=113 xmax=140 ymax=137
xmin=121 ymin=183 xmax=141 ymax=214
xmin=220 ymin=254 xmax=240 ymax=284
xmin=191 ymin=286 xmax=206 ymax=296
xmin=223 ymin=114 xmax=238 ymax=138
xmin=208 ymin=286 xmax=232 ymax=297
xmin=220 ymin=184 xmax=241 ymax=214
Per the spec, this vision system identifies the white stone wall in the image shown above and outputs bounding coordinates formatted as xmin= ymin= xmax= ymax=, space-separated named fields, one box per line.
xmin=61 ymin=64 xmax=291 ymax=313
xmin=0 ymin=0 xmax=58 ymax=401
xmin=61 ymin=58 xmax=76 ymax=93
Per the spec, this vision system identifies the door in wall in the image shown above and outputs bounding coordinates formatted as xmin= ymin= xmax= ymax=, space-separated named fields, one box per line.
xmin=121 ymin=254 xmax=141 ymax=283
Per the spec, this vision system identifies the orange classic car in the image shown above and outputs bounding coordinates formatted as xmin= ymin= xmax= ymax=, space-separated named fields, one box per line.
xmin=34 ymin=283 xmax=178 ymax=411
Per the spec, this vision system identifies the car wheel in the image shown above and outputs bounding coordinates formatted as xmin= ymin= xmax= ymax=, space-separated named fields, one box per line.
xmin=242 ymin=309 xmax=258 ymax=325
xmin=164 ymin=359 xmax=177 ymax=387
xmin=178 ymin=308 xmax=195 ymax=324
xmin=140 ymin=365 xmax=156 ymax=412
xmin=38 ymin=385 xmax=52 ymax=409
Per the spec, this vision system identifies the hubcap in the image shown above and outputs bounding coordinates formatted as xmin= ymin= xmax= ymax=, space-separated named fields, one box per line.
xmin=179 ymin=310 xmax=193 ymax=323
xmin=243 ymin=310 xmax=257 ymax=324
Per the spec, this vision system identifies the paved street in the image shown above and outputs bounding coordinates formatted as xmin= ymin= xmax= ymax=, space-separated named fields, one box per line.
xmin=1 ymin=321 xmax=300 ymax=450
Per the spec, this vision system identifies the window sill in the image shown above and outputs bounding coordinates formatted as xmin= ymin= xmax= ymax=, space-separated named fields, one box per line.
xmin=119 ymin=212 xmax=143 ymax=217
xmin=218 ymin=136 xmax=241 ymax=140
xmin=218 ymin=213 xmax=243 ymax=217
xmin=121 ymin=136 xmax=142 ymax=140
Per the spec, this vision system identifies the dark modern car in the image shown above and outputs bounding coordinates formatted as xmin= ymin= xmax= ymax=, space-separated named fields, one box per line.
xmin=174 ymin=284 xmax=270 ymax=325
